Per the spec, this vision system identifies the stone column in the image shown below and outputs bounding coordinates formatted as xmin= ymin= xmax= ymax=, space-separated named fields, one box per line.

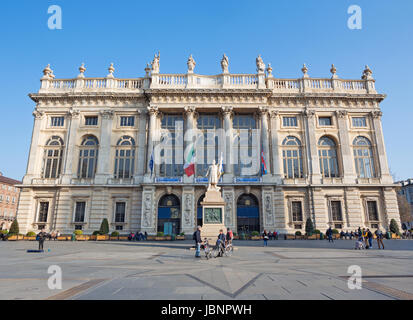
xmin=145 ymin=106 xmax=159 ymax=180
xmin=135 ymin=109 xmax=148 ymax=183
xmin=270 ymin=110 xmax=283 ymax=183
xmin=61 ymin=109 xmax=81 ymax=184
xmin=221 ymin=106 xmax=234 ymax=182
xmin=336 ymin=110 xmax=356 ymax=183
xmin=23 ymin=110 xmax=46 ymax=184
xmin=182 ymin=187 xmax=195 ymax=234
xmin=183 ymin=106 xmax=196 ymax=183
xmin=258 ymin=107 xmax=272 ymax=181
xmin=371 ymin=110 xmax=392 ymax=184
xmin=95 ymin=110 xmax=114 ymax=184
xmin=304 ymin=109 xmax=321 ymax=184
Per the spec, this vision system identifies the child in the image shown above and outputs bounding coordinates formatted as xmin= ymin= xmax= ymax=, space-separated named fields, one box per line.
xmin=354 ymin=236 xmax=365 ymax=250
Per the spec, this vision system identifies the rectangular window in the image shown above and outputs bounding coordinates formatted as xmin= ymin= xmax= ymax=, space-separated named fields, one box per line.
xmin=334 ymin=223 xmax=342 ymax=229
xmin=38 ymin=202 xmax=49 ymax=223
xmin=51 ymin=116 xmax=65 ymax=127
xmin=352 ymin=117 xmax=367 ymax=127
xmin=74 ymin=202 xmax=86 ymax=223
xmin=116 ymin=225 xmax=123 ymax=231
xmin=75 ymin=225 xmax=83 ymax=230
xmin=120 ymin=116 xmax=135 ymax=127
xmin=367 ymin=201 xmax=379 ymax=221
xmin=331 ymin=201 xmax=343 ymax=221
xmin=319 ymin=117 xmax=332 ymax=126
xmin=292 ymin=201 xmax=303 ymax=222
xmin=115 ymin=202 xmax=126 ymax=223
xmin=283 ymin=117 xmax=298 ymax=127
xmin=85 ymin=116 xmax=98 ymax=126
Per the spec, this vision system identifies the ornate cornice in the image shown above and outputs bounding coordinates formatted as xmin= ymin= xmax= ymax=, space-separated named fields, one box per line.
xmin=371 ymin=110 xmax=383 ymax=119
xmin=99 ymin=109 xmax=114 ymax=119
xmin=336 ymin=110 xmax=348 ymax=118
xmin=32 ymin=109 xmax=44 ymax=119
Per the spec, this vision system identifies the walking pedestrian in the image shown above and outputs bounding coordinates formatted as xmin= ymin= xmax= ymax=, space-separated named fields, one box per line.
xmin=262 ymin=229 xmax=269 ymax=246
xmin=37 ymin=229 xmax=47 ymax=251
xmin=367 ymin=229 xmax=373 ymax=249
xmin=326 ymin=227 xmax=334 ymax=243
xmin=375 ymin=229 xmax=385 ymax=249
xmin=193 ymin=226 xmax=202 ymax=258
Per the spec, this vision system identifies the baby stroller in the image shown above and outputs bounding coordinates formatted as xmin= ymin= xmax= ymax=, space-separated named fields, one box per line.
xmin=354 ymin=237 xmax=365 ymax=250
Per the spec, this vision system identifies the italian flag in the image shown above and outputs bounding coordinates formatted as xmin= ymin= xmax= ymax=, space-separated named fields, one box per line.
xmin=184 ymin=145 xmax=195 ymax=177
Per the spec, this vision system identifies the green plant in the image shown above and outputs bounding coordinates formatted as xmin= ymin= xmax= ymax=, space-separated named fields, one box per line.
xmin=295 ymin=231 xmax=302 ymax=236
xmin=99 ymin=218 xmax=109 ymax=235
xmin=251 ymin=231 xmax=260 ymax=236
xmin=74 ymin=230 xmax=83 ymax=235
xmin=233 ymin=232 xmax=237 ymax=236
xmin=92 ymin=230 xmax=101 ymax=236
xmin=305 ymin=218 xmax=314 ymax=236
xmin=26 ymin=231 xmax=36 ymax=237
xmin=0 ymin=230 xmax=8 ymax=235
xmin=389 ymin=219 xmax=400 ymax=234
xmin=157 ymin=232 xmax=164 ymax=237
xmin=111 ymin=231 xmax=120 ymax=237
xmin=178 ymin=232 xmax=185 ymax=236
xmin=8 ymin=220 xmax=19 ymax=235
xmin=313 ymin=229 xmax=321 ymax=234
xmin=332 ymin=229 xmax=339 ymax=234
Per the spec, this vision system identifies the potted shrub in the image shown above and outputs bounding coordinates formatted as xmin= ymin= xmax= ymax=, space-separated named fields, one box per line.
xmin=110 ymin=231 xmax=120 ymax=240
xmin=233 ymin=232 xmax=239 ymax=240
xmin=313 ymin=229 xmax=321 ymax=240
xmin=295 ymin=230 xmax=302 ymax=239
xmin=25 ymin=231 xmax=37 ymax=241
xmin=251 ymin=231 xmax=261 ymax=240
xmin=176 ymin=232 xmax=185 ymax=240
xmin=97 ymin=219 xmax=110 ymax=240
xmin=390 ymin=219 xmax=400 ymax=238
xmin=155 ymin=232 xmax=165 ymax=240
xmin=305 ymin=218 xmax=314 ymax=237
xmin=332 ymin=229 xmax=340 ymax=239
xmin=8 ymin=220 xmax=21 ymax=240
xmin=90 ymin=230 xmax=100 ymax=240
xmin=74 ymin=230 xmax=88 ymax=241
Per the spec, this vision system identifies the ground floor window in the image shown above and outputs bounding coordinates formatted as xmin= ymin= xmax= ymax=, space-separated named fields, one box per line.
xmin=367 ymin=201 xmax=379 ymax=221
xmin=115 ymin=202 xmax=126 ymax=223
xmin=75 ymin=225 xmax=83 ymax=230
xmin=115 ymin=225 xmax=123 ymax=231
xmin=74 ymin=201 xmax=86 ymax=223
xmin=330 ymin=201 xmax=343 ymax=222
xmin=38 ymin=202 xmax=49 ymax=223
xmin=291 ymin=201 xmax=303 ymax=222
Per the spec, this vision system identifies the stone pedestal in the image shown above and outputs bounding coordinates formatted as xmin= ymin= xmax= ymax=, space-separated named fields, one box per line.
xmin=201 ymin=188 xmax=226 ymax=245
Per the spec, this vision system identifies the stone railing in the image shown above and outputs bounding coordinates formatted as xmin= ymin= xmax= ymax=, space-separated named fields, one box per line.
xmin=38 ymin=73 xmax=376 ymax=94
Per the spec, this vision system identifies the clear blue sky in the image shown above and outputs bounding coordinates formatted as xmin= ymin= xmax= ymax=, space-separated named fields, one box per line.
xmin=0 ymin=0 xmax=412 ymax=181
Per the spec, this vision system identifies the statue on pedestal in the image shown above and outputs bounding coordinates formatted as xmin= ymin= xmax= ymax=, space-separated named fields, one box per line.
xmin=221 ymin=54 xmax=229 ymax=74
xmin=187 ymin=54 xmax=196 ymax=73
xmin=151 ymin=52 xmax=160 ymax=74
xmin=205 ymin=159 xmax=223 ymax=191
xmin=256 ymin=55 xmax=265 ymax=73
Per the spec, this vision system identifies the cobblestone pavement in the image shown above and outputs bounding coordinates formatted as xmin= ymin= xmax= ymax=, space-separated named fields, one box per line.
xmin=1 ymin=239 xmax=412 ymax=300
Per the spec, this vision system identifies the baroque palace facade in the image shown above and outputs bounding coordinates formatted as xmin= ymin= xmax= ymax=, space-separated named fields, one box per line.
xmin=16 ymin=54 xmax=401 ymax=235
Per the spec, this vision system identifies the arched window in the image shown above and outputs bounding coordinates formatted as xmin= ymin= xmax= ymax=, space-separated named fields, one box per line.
xmin=318 ymin=137 xmax=339 ymax=178
xmin=282 ymin=136 xmax=304 ymax=179
xmin=78 ymin=136 xmax=99 ymax=178
xmin=158 ymin=194 xmax=181 ymax=235
xmin=43 ymin=136 xmax=64 ymax=179
xmin=353 ymin=136 xmax=375 ymax=178
xmin=114 ymin=136 xmax=135 ymax=179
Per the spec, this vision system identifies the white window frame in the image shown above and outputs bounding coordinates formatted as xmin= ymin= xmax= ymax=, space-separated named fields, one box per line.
xmin=72 ymin=198 xmax=89 ymax=224
xmin=112 ymin=198 xmax=129 ymax=225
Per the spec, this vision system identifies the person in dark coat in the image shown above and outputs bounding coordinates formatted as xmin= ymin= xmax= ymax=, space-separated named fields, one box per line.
xmin=216 ymin=229 xmax=226 ymax=257
xmin=37 ymin=229 xmax=47 ymax=251
xmin=326 ymin=227 xmax=334 ymax=243
xmin=193 ymin=226 xmax=202 ymax=258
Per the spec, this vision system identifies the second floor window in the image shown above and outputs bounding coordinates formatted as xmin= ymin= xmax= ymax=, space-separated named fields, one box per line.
xmin=283 ymin=117 xmax=298 ymax=127
xmin=43 ymin=136 xmax=64 ymax=179
xmin=353 ymin=136 xmax=376 ymax=178
xmin=319 ymin=117 xmax=332 ymax=126
xmin=51 ymin=116 xmax=64 ymax=127
xmin=120 ymin=116 xmax=135 ymax=127
xmin=85 ymin=116 xmax=98 ymax=126
xmin=233 ymin=115 xmax=257 ymax=176
xmin=352 ymin=117 xmax=367 ymax=127
xmin=282 ymin=136 xmax=304 ymax=179
xmin=159 ymin=115 xmax=184 ymax=177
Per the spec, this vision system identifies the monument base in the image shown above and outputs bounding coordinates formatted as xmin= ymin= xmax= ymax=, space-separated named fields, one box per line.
xmin=201 ymin=187 xmax=226 ymax=245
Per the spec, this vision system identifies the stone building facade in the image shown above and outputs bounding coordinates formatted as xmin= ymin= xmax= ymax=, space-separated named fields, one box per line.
xmin=0 ymin=173 xmax=21 ymax=230
xmin=16 ymin=55 xmax=401 ymax=235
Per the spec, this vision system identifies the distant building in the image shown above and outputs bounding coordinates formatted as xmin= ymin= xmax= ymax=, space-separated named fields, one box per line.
xmin=397 ymin=179 xmax=413 ymax=229
xmin=0 ymin=172 xmax=21 ymax=230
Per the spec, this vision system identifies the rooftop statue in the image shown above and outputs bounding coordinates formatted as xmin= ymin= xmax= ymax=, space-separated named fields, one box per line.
xmin=151 ymin=52 xmax=160 ymax=74
xmin=256 ymin=55 xmax=265 ymax=73
xmin=221 ymin=54 xmax=229 ymax=74
xmin=187 ymin=54 xmax=196 ymax=73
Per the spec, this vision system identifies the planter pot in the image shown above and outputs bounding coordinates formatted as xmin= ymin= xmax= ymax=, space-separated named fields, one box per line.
xmin=175 ymin=236 xmax=185 ymax=240
xmin=307 ymin=235 xmax=317 ymax=240
xmin=285 ymin=235 xmax=295 ymax=240
xmin=57 ymin=236 xmax=68 ymax=241
xmin=118 ymin=236 xmax=128 ymax=241
xmin=96 ymin=235 xmax=109 ymax=241
xmin=7 ymin=235 xmax=18 ymax=241
xmin=233 ymin=235 xmax=239 ymax=240
xmin=76 ymin=235 xmax=89 ymax=241
xmin=24 ymin=236 xmax=37 ymax=241
xmin=90 ymin=235 xmax=97 ymax=240
xmin=295 ymin=235 xmax=303 ymax=240
xmin=250 ymin=236 xmax=261 ymax=240
xmin=147 ymin=235 xmax=156 ymax=240
xmin=109 ymin=236 xmax=119 ymax=241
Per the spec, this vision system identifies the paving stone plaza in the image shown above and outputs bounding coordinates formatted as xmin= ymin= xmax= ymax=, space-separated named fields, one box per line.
xmin=1 ymin=240 xmax=412 ymax=300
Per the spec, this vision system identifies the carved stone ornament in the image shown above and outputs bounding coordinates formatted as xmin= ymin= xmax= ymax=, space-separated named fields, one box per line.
xmin=371 ymin=110 xmax=383 ymax=119
xmin=270 ymin=110 xmax=280 ymax=118
xmin=67 ymin=108 xmax=80 ymax=119
xmin=42 ymin=64 xmax=53 ymax=79
xmin=99 ymin=110 xmax=114 ymax=119
xmin=107 ymin=63 xmax=115 ymax=78
xmin=256 ymin=55 xmax=265 ymax=73
xmin=266 ymin=63 xmax=273 ymax=77
xmin=264 ymin=194 xmax=274 ymax=226
xmin=336 ymin=110 xmax=348 ymax=118
xmin=304 ymin=109 xmax=316 ymax=118
xmin=143 ymin=193 xmax=152 ymax=227
xmin=78 ymin=63 xmax=86 ymax=78
xmin=362 ymin=65 xmax=373 ymax=80
xmin=32 ymin=109 xmax=44 ymax=119
xmin=301 ymin=64 xmax=309 ymax=78
xmin=184 ymin=194 xmax=193 ymax=226
xmin=221 ymin=106 xmax=233 ymax=117
xmin=147 ymin=106 xmax=159 ymax=116
xmin=184 ymin=106 xmax=196 ymax=116
xmin=224 ymin=193 xmax=233 ymax=226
